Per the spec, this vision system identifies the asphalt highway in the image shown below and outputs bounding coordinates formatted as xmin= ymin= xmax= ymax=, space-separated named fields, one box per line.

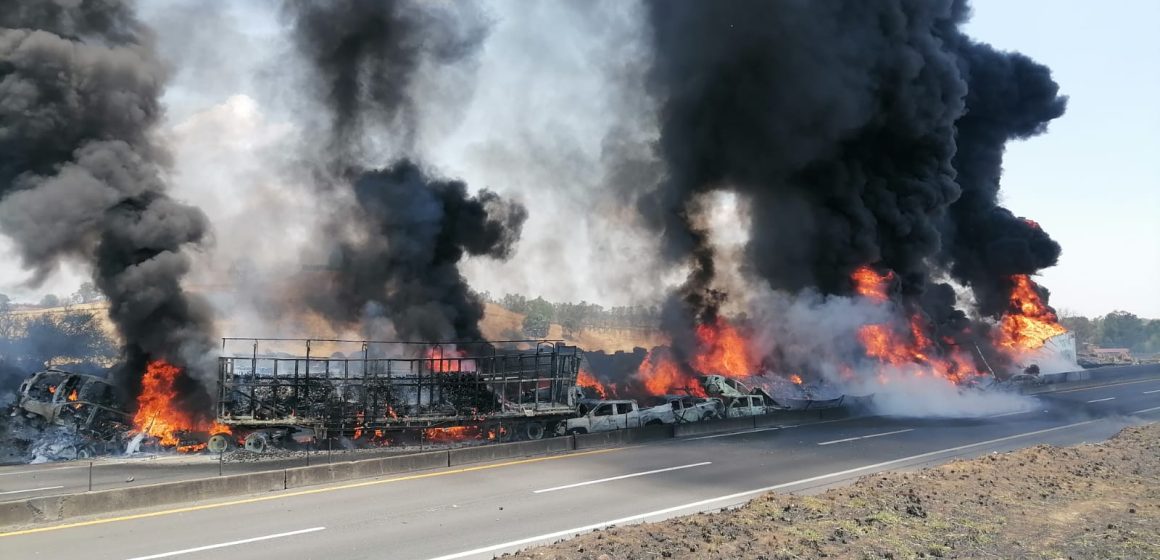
xmin=2 ymin=375 xmax=1158 ymax=560
xmin=0 ymin=446 xmax=428 ymax=501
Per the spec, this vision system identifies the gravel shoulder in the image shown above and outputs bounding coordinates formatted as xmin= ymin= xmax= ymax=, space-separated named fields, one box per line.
xmin=508 ymin=423 xmax=1159 ymax=560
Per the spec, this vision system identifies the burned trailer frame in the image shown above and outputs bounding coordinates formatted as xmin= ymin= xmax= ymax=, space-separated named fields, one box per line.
xmin=215 ymin=338 xmax=583 ymax=446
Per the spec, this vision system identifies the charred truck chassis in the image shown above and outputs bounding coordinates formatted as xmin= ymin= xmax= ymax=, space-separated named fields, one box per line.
xmin=215 ymin=339 xmax=583 ymax=451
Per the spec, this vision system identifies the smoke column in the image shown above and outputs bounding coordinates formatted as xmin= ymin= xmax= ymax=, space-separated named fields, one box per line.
xmin=0 ymin=0 xmax=216 ymax=407
xmin=939 ymin=11 xmax=1067 ymax=317
xmin=640 ymin=0 xmax=1066 ymax=345
xmin=286 ymin=0 xmax=526 ymax=342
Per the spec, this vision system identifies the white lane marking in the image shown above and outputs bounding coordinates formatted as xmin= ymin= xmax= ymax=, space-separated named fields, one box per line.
xmin=0 ymin=485 xmax=64 ymax=495
xmin=685 ymin=417 xmax=855 ymax=441
xmin=686 ymin=427 xmax=781 ymax=441
xmin=533 ymin=462 xmax=712 ymax=494
xmin=425 ymin=419 xmax=1100 ymax=560
xmin=1143 ymin=389 xmax=1160 ymax=394
xmin=123 ymin=527 xmax=326 ymax=560
xmin=987 ymin=409 xmax=1037 ymax=418
xmin=0 ymin=465 xmax=91 ymax=477
xmin=1086 ymin=397 xmax=1115 ymax=403
xmin=1131 ymin=406 xmax=1160 ymax=414
xmin=817 ymin=428 xmax=914 ymax=446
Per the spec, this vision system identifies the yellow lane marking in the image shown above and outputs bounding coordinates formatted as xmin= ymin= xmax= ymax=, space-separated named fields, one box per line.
xmin=0 ymin=447 xmax=621 ymax=538
xmin=1049 ymin=377 xmax=1160 ymax=394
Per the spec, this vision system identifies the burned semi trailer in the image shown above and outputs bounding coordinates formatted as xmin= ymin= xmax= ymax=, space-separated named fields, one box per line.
xmin=214 ymin=339 xmax=584 ymax=452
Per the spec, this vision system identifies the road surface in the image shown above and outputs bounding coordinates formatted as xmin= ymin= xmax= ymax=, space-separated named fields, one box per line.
xmin=1 ymin=375 xmax=1157 ymax=560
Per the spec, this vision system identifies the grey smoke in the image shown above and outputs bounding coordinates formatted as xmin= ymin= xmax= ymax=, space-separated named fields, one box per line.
xmin=0 ymin=0 xmax=216 ymax=413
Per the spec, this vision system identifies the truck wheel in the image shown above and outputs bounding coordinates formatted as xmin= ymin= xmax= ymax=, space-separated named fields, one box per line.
xmin=524 ymin=422 xmax=545 ymax=441
xmin=207 ymin=433 xmax=234 ymax=453
xmin=244 ymin=432 xmax=270 ymax=453
xmin=645 ymin=419 xmax=663 ymax=426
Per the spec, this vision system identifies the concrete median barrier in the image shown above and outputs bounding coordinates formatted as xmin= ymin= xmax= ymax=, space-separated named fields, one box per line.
xmin=754 ymin=409 xmax=832 ymax=428
xmin=380 ymin=450 xmax=450 ymax=474
xmin=674 ymin=416 xmax=756 ymax=437
xmin=1027 ymin=363 xmax=1160 ymax=395
xmin=573 ymin=424 xmax=675 ymax=449
xmin=572 ymin=429 xmax=626 ymax=449
xmin=447 ymin=438 xmax=573 ymax=466
xmin=2 ymin=470 xmax=287 ymax=526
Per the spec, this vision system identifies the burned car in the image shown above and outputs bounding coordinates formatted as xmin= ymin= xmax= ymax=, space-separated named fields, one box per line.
xmin=15 ymin=368 xmax=132 ymax=455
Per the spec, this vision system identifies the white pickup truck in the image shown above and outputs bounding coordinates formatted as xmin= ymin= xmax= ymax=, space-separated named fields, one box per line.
xmin=642 ymin=395 xmax=723 ymax=424
xmin=561 ymin=396 xmax=723 ymax=434
xmin=562 ymin=400 xmax=643 ymax=434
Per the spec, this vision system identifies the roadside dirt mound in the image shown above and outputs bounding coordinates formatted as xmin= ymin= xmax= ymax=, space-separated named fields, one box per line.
xmin=508 ymin=423 xmax=1160 ymax=560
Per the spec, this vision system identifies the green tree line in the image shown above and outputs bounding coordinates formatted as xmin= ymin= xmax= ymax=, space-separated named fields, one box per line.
xmin=480 ymin=293 xmax=661 ymax=338
xmin=1060 ymin=311 xmax=1160 ymax=355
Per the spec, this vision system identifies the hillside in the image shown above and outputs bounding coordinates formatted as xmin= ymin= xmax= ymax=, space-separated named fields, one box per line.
xmin=7 ymin=301 xmax=665 ymax=353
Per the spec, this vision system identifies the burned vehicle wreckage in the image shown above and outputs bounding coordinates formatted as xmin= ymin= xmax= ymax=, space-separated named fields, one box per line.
xmin=214 ymin=338 xmax=586 ymax=451
xmin=5 ymin=336 xmax=869 ymax=461
xmin=10 ymin=369 xmax=132 ymax=460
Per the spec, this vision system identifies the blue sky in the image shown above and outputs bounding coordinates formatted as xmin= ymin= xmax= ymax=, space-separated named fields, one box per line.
xmin=963 ymin=0 xmax=1160 ymax=318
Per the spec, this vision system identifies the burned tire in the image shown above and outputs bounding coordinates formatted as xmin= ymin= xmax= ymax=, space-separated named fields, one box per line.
xmin=244 ymin=431 xmax=271 ymax=453
xmin=74 ymin=445 xmax=95 ymax=459
xmin=207 ymin=433 xmax=234 ymax=453
xmin=524 ymin=422 xmax=545 ymax=441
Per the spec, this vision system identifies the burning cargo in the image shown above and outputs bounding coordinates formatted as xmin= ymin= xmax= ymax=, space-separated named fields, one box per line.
xmin=214 ymin=339 xmax=584 ymax=449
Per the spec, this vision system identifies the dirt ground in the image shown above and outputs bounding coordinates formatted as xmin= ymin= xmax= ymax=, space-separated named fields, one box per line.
xmin=508 ymin=424 xmax=1159 ymax=560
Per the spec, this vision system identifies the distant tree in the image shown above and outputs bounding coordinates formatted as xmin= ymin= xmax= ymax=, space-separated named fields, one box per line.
xmin=1099 ymin=311 xmax=1146 ymax=349
xmin=38 ymin=294 xmax=62 ymax=308
xmin=72 ymin=282 xmax=101 ymax=304
xmin=521 ymin=312 xmax=550 ymax=338
xmin=1059 ymin=314 xmax=1097 ymax=347
xmin=0 ymin=293 xmax=10 ymax=314
xmin=0 ymin=310 xmax=116 ymax=380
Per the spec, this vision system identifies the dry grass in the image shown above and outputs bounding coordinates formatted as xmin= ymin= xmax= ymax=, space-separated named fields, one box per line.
xmin=508 ymin=424 xmax=1160 ymax=560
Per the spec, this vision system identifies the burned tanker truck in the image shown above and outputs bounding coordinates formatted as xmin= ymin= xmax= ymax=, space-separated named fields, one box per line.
xmin=211 ymin=338 xmax=585 ymax=452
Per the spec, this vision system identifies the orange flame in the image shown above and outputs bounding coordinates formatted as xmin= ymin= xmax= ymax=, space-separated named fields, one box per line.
xmin=851 ymin=266 xmax=894 ymax=302
xmin=788 ymin=374 xmax=803 ymax=385
xmin=996 ymin=275 xmax=1067 ymax=351
xmin=637 ymin=348 xmax=707 ymax=397
xmin=424 ymin=426 xmax=483 ymax=443
xmin=133 ymin=360 xmax=231 ymax=452
xmin=577 ymin=369 xmax=608 ymax=398
xmin=67 ymin=389 xmax=78 ymax=402
xmin=692 ymin=317 xmax=755 ymax=377
xmin=426 ymin=347 xmax=473 ymax=373
xmin=857 ymin=316 xmax=977 ymax=384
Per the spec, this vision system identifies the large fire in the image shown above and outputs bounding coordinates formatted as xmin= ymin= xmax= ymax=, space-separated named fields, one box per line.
xmin=134 ymin=360 xmax=231 ymax=452
xmin=692 ymin=317 xmax=755 ymax=376
xmin=577 ymin=369 xmax=608 ymax=398
xmin=853 ymin=267 xmax=978 ymax=384
xmin=997 ymin=274 xmax=1067 ymax=351
xmin=636 ymin=348 xmax=707 ymax=397
xmin=851 ymin=266 xmax=894 ymax=302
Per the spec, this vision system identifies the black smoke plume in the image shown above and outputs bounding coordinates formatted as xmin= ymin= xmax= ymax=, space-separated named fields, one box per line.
xmin=640 ymin=0 xmax=1065 ymax=355
xmin=0 ymin=0 xmax=216 ymax=412
xmin=318 ymin=161 xmax=526 ymax=341
xmin=643 ymin=0 xmax=967 ymax=333
xmin=287 ymin=0 xmax=525 ymax=342
xmin=939 ymin=19 xmax=1067 ymax=317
